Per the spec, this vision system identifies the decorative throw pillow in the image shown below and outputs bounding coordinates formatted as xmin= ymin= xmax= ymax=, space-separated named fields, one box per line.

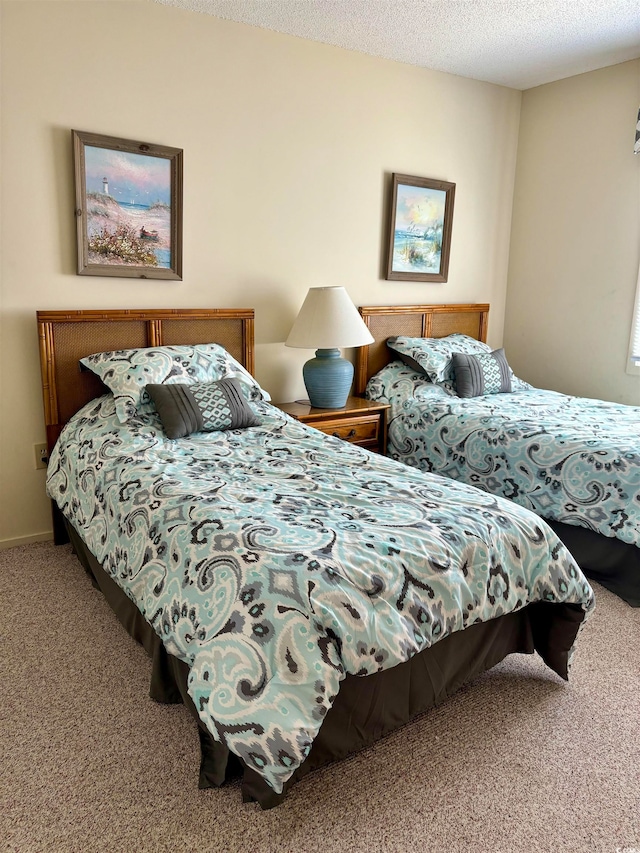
xmin=387 ymin=334 xmax=491 ymax=383
xmin=146 ymin=378 xmax=261 ymax=439
xmin=80 ymin=343 xmax=269 ymax=424
xmin=452 ymin=348 xmax=513 ymax=397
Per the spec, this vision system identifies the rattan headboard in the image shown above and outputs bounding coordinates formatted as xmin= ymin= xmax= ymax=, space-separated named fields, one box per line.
xmin=354 ymin=303 xmax=490 ymax=395
xmin=37 ymin=308 xmax=255 ymax=454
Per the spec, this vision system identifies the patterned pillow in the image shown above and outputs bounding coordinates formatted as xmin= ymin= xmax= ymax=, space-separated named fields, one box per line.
xmin=146 ymin=378 xmax=261 ymax=439
xmin=387 ymin=335 xmax=491 ymax=384
xmin=80 ymin=343 xmax=269 ymax=424
xmin=366 ymin=361 xmax=457 ymax=405
xmin=452 ymin=348 xmax=512 ymax=397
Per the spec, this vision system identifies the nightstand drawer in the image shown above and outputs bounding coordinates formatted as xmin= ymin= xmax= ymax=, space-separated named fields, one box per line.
xmin=315 ymin=415 xmax=379 ymax=444
xmin=274 ymin=397 xmax=390 ymax=455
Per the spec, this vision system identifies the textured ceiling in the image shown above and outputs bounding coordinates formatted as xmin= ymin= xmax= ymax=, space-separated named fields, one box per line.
xmin=152 ymin=0 xmax=640 ymax=89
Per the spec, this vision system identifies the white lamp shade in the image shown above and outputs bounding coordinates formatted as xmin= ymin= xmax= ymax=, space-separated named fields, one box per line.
xmin=285 ymin=286 xmax=374 ymax=349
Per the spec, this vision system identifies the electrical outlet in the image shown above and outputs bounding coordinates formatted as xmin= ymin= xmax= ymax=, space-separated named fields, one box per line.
xmin=34 ymin=443 xmax=48 ymax=470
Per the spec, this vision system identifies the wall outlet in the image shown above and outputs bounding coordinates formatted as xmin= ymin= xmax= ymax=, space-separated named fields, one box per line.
xmin=34 ymin=443 xmax=48 ymax=470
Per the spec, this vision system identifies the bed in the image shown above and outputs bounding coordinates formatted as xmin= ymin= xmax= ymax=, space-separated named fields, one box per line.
xmin=38 ymin=307 xmax=594 ymax=809
xmin=356 ymin=303 xmax=640 ymax=608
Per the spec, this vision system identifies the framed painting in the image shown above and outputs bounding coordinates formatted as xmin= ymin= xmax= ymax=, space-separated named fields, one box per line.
xmin=72 ymin=130 xmax=183 ymax=280
xmin=386 ymin=173 xmax=455 ymax=282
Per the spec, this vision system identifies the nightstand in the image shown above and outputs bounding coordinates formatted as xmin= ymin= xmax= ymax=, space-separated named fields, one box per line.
xmin=275 ymin=396 xmax=390 ymax=455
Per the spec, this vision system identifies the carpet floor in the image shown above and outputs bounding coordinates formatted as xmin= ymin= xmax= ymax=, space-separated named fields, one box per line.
xmin=1 ymin=541 xmax=639 ymax=853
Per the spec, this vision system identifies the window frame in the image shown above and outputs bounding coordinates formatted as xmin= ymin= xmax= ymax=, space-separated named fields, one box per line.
xmin=627 ymin=264 xmax=640 ymax=376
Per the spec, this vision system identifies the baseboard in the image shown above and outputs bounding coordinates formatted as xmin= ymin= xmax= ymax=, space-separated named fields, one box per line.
xmin=0 ymin=531 xmax=53 ymax=550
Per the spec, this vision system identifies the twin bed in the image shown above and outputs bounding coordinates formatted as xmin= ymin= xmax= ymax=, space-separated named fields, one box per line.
xmin=38 ymin=307 xmax=597 ymax=808
xmin=356 ymin=303 xmax=640 ymax=608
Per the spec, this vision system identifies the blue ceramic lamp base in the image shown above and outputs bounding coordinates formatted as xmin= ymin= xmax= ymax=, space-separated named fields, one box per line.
xmin=303 ymin=348 xmax=353 ymax=408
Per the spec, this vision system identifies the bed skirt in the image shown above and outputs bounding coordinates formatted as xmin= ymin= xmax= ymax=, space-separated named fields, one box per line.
xmin=547 ymin=520 xmax=640 ymax=607
xmin=65 ymin=522 xmax=585 ymax=809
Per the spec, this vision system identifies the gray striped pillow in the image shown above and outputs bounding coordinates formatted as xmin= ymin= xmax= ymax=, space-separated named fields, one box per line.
xmin=146 ymin=377 xmax=260 ymax=439
xmin=452 ymin=348 xmax=512 ymax=397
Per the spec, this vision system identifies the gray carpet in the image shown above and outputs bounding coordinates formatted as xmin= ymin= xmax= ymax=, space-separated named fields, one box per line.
xmin=1 ymin=541 xmax=639 ymax=853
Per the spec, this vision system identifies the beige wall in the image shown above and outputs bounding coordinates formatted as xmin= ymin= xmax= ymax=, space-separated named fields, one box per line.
xmin=505 ymin=59 xmax=640 ymax=404
xmin=0 ymin=0 xmax=522 ymax=546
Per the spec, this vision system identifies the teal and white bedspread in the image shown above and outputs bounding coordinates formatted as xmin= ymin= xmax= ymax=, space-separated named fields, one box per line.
xmin=47 ymin=394 xmax=594 ymax=793
xmin=366 ymin=361 xmax=640 ymax=548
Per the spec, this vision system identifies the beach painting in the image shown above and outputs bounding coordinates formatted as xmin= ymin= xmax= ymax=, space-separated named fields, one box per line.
xmin=386 ymin=173 xmax=455 ymax=282
xmin=73 ymin=130 xmax=183 ymax=279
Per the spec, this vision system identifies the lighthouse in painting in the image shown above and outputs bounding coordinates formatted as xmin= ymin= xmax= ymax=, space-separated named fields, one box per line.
xmin=102 ymin=176 xmax=109 ymax=195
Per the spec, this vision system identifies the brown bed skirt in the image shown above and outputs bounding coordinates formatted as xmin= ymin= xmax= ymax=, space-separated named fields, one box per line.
xmin=65 ymin=522 xmax=586 ymax=809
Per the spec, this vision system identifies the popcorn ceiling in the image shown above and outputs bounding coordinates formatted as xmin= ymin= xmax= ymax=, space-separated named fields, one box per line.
xmin=151 ymin=0 xmax=640 ymax=90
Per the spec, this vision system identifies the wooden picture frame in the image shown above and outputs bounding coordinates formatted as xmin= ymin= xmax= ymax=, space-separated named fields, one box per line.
xmin=72 ymin=130 xmax=183 ymax=280
xmin=386 ymin=173 xmax=455 ymax=282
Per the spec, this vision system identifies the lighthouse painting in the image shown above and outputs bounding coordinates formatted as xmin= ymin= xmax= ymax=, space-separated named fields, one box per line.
xmin=72 ymin=129 xmax=183 ymax=280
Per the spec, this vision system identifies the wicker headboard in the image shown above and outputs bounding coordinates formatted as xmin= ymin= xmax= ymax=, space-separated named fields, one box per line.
xmin=37 ymin=308 xmax=255 ymax=455
xmin=354 ymin=303 xmax=490 ymax=395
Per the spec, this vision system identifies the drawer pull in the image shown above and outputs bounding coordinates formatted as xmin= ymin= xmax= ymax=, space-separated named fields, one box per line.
xmin=333 ymin=428 xmax=357 ymax=438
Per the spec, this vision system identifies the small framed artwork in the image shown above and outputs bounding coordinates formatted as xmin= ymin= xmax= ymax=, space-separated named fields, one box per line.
xmin=72 ymin=129 xmax=183 ymax=280
xmin=386 ymin=173 xmax=455 ymax=282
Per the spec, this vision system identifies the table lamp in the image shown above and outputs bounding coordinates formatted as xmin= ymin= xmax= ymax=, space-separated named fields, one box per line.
xmin=285 ymin=286 xmax=374 ymax=408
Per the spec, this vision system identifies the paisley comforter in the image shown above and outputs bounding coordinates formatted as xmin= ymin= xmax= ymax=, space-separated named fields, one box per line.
xmin=366 ymin=361 xmax=640 ymax=548
xmin=47 ymin=394 xmax=594 ymax=793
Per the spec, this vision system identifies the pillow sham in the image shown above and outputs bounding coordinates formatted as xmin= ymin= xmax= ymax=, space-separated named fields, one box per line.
xmin=80 ymin=343 xmax=269 ymax=424
xmin=146 ymin=378 xmax=260 ymax=439
xmin=365 ymin=361 xmax=449 ymax=405
xmin=387 ymin=334 xmax=491 ymax=384
xmin=452 ymin=348 xmax=512 ymax=397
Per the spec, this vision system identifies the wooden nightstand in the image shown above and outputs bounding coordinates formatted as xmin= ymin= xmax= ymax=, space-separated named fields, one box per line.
xmin=275 ymin=396 xmax=390 ymax=455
